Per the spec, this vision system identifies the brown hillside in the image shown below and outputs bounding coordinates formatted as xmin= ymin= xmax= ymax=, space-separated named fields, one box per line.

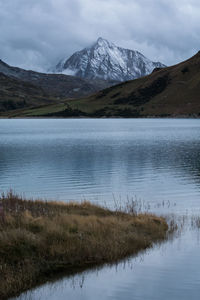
xmin=0 ymin=72 xmax=54 ymax=112
xmin=67 ymin=51 xmax=200 ymax=117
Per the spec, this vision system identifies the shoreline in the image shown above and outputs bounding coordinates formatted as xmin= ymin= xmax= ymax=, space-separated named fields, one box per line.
xmin=0 ymin=193 xmax=168 ymax=299
xmin=0 ymin=116 xmax=200 ymax=120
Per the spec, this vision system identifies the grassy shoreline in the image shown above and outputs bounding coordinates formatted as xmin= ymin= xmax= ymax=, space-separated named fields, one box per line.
xmin=0 ymin=193 xmax=168 ymax=299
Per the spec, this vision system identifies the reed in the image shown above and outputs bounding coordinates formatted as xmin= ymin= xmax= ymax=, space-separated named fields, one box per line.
xmin=0 ymin=192 xmax=168 ymax=299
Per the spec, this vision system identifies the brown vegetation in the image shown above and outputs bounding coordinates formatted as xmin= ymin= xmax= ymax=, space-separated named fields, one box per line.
xmin=0 ymin=192 xmax=168 ymax=299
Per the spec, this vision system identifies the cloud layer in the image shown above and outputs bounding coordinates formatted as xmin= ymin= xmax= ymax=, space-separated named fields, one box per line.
xmin=0 ymin=0 xmax=199 ymax=71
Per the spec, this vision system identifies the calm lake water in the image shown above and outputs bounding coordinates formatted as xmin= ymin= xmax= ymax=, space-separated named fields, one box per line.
xmin=1 ymin=119 xmax=200 ymax=300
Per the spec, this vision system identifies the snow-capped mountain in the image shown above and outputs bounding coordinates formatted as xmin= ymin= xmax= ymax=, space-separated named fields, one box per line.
xmin=52 ymin=37 xmax=166 ymax=82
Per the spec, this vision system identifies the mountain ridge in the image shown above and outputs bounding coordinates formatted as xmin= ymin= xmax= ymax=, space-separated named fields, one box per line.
xmin=0 ymin=59 xmax=116 ymax=100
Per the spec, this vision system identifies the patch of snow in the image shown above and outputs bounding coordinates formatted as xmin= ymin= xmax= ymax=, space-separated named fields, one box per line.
xmin=62 ymin=68 xmax=77 ymax=76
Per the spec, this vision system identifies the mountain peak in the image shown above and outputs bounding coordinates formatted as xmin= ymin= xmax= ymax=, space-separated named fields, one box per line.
xmin=52 ymin=39 xmax=166 ymax=81
xmin=95 ymin=37 xmax=110 ymax=47
xmin=97 ymin=37 xmax=106 ymax=43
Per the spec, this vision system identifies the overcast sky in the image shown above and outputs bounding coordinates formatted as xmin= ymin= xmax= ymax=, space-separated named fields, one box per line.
xmin=0 ymin=0 xmax=200 ymax=72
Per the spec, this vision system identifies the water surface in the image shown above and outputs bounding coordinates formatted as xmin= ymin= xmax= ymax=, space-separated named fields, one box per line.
xmin=1 ymin=119 xmax=200 ymax=299
xmin=1 ymin=119 xmax=200 ymax=214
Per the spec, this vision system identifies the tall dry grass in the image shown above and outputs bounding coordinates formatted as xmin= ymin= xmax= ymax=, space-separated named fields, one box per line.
xmin=0 ymin=192 xmax=168 ymax=299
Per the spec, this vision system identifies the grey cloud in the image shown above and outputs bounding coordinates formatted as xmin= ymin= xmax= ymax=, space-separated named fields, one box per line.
xmin=0 ymin=0 xmax=200 ymax=71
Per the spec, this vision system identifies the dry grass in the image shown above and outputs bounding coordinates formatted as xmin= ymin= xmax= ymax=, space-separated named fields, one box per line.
xmin=0 ymin=192 xmax=168 ymax=299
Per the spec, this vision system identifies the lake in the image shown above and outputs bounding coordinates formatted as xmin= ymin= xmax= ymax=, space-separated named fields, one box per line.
xmin=1 ymin=119 xmax=200 ymax=299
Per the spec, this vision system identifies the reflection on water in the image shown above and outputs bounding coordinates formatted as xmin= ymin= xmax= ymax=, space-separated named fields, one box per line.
xmin=2 ymin=119 xmax=200 ymax=300
xmin=12 ymin=224 xmax=200 ymax=300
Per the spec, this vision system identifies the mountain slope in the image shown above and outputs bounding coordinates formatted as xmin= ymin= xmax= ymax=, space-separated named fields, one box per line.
xmin=0 ymin=59 xmax=115 ymax=99
xmin=59 ymin=51 xmax=200 ymax=117
xmin=0 ymin=72 xmax=54 ymax=112
xmin=53 ymin=37 xmax=165 ymax=82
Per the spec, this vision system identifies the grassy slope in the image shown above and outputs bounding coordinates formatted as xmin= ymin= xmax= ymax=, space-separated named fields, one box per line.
xmin=0 ymin=193 xmax=168 ymax=299
xmin=68 ymin=51 xmax=200 ymax=117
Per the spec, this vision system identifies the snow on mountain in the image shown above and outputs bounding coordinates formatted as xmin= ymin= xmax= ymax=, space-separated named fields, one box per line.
xmin=52 ymin=38 xmax=166 ymax=82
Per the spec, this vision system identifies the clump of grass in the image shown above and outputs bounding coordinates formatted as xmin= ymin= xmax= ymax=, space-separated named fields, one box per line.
xmin=0 ymin=192 xmax=168 ymax=300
